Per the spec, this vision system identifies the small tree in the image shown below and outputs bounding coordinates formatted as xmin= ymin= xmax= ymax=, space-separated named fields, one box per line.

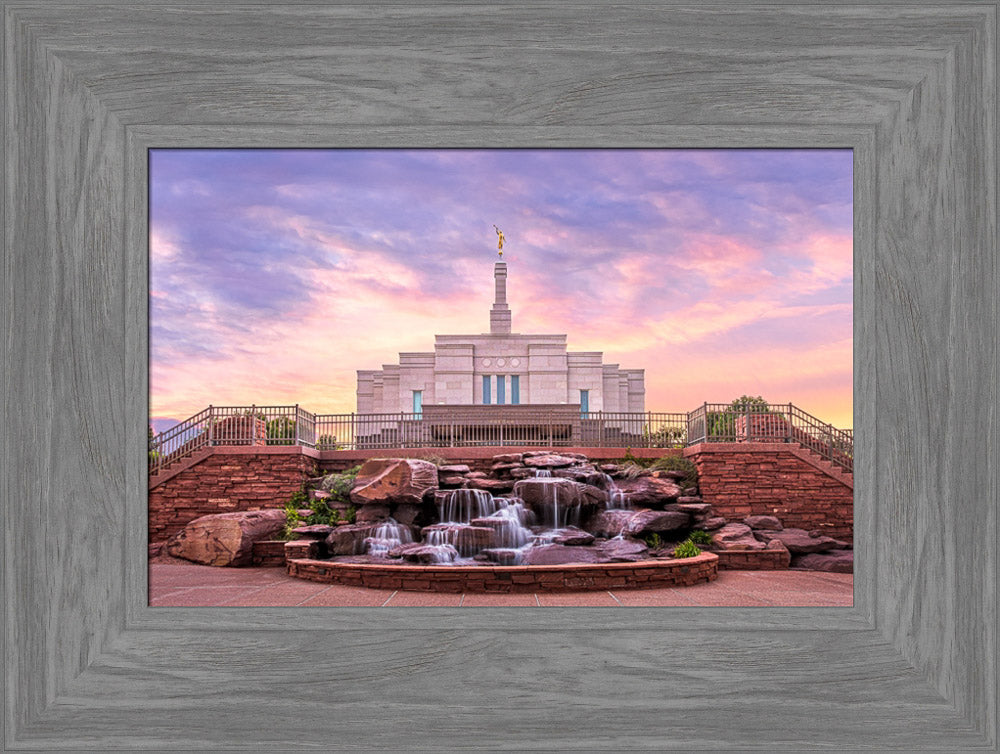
xmin=707 ymin=395 xmax=772 ymax=439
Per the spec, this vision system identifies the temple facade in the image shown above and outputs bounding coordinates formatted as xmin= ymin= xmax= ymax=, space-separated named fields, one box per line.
xmin=357 ymin=260 xmax=645 ymax=416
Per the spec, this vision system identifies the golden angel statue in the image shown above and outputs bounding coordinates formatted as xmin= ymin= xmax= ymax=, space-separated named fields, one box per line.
xmin=493 ymin=224 xmax=505 ymax=257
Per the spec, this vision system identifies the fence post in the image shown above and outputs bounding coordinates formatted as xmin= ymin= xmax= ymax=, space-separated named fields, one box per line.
xmin=207 ymin=405 xmax=214 ymax=446
xmin=788 ymin=403 xmax=793 ymax=443
xmin=294 ymin=404 xmax=300 ymax=446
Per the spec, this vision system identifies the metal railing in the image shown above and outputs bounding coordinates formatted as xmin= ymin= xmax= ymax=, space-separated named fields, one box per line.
xmin=151 ymin=402 xmax=853 ymax=474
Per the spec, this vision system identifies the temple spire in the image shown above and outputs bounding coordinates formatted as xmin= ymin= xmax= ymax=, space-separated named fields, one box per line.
xmin=490 ymin=261 xmax=511 ymax=334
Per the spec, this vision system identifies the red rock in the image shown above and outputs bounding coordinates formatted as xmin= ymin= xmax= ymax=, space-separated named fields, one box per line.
xmin=166 ymin=509 xmax=288 ymax=566
xmin=438 ymin=464 xmax=471 ymax=474
xmin=350 ymin=458 xmax=439 ymax=506
xmin=325 ymin=524 xmax=376 ymax=555
xmin=391 ymin=543 xmax=460 ymax=564
xmin=744 ymin=515 xmax=783 ymax=530
xmin=291 ymin=524 xmax=334 ymax=539
xmin=521 ymin=544 xmax=602 ymax=565
xmin=466 ymin=477 xmax=515 ymax=494
xmin=711 ymin=523 xmax=766 ymax=551
xmin=588 ymin=508 xmax=689 ymax=538
xmin=552 ymin=527 xmax=595 ymax=546
xmin=753 ymin=528 xmax=839 ymax=554
xmin=677 ymin=502 xmax=712 ymax=515
xmin=615 ymin=476 xmax=682 ymax=507
xmin=792 ymin=550 xmax=853 ymax=573
xmin=699 ymin=517 xmax=727 ymax=531
xmin=522 ymin=454 xmax=577 ymax=468
xmin=491 ymin=453 xmax=524 ymax=464
xmin=598 ymin=538 xmax=649 ymax=561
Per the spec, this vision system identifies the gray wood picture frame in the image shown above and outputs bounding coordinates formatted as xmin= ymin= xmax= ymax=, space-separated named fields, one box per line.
xmin=3 ymin=2 xmax=996 ymax=750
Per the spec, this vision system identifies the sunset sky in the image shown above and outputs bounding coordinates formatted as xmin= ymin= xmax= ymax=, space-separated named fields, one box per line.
xmin=150 ymin=149 xmax=853 ymax=432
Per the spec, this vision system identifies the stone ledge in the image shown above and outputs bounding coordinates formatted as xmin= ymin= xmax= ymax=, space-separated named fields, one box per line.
xmin=286 ymin=552 xmax=718 ymax=593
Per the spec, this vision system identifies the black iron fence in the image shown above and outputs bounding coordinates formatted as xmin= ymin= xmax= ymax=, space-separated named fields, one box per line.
xmin=150 ymin=402 xmax=853 ymax=476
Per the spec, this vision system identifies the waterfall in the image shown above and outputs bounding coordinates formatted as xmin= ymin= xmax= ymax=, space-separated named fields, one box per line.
xmin=604 ymin=474 xmax=628 ymax=510
xmin=438 ymin=488 xmax=499 ymax=523
xmin=364 ymin=518 xmax=413 ymax=558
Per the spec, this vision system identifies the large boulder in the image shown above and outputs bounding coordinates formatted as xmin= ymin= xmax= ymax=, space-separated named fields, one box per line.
xmin=711 ymin=523 xmax=766 ymax=551
xmin=614 ymin=476 xmax=682 ymax=508
xmin=350 ymin=458 xmax=439 ymax=506
xmin=753 ymin=528 xmax=839 ymax=554
xmin=792 ymin=550 xmax=854 ymax=573
xmin=325 ymin=524 xmax=379 ymax=555
xmin=512 ymin=478 xmax=607 ymax=525
xmin=588 ymin=508 xmax=689 ymax=538
xmin=166 ymin=510 xmax=287 ymax=566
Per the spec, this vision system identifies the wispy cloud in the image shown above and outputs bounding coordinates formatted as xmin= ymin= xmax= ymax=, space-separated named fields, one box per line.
xmin=150 ymin=149 xmax=853 ymax=428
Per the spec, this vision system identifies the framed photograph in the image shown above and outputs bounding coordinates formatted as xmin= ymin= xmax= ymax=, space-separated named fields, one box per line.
xmin=5 ymin=3 xmax=996 ymax=750
xmin=146 ymin=147 xmax=855 ymax=604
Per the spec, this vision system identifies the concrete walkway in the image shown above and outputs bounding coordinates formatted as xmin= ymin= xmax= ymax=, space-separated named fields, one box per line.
xmin=150 ymin=560 xmax=853 ymax=607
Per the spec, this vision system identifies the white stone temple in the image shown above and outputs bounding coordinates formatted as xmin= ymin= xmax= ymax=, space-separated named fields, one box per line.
xmin=356 ymin=260 xmax=645 ymax=416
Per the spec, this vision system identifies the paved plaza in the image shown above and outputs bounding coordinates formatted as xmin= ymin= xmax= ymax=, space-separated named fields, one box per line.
xmin=150 ymin=559 xmax=853 ymax=607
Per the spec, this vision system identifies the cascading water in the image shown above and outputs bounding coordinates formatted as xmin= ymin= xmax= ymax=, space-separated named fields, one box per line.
xmin=437 ymin=488 xmax=499 ymax=523
xmin=364 ymin=518 xmax=413 ymax=557
xmin=483 ymin=499 xmax=533 ymax=548
xmin=533 ymin=468 xmax=553 ymax=478
xmin=604 ymin=474 xmax=628 ymax=510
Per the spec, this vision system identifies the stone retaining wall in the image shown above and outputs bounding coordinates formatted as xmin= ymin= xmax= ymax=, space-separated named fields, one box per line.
xmin=148 ymin=450 xmax=318 ymax=542
xmin=287 ymin=552 xmax=718 ymax=593
xmin=685 ymin=443 xmax=853 ymax=541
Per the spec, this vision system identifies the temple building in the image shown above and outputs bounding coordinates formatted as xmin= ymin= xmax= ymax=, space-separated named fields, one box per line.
xmin=357 ymin=260 xmax=645 ymax=417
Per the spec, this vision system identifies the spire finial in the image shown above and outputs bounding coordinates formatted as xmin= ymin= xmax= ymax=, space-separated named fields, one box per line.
xmin=493 ymin=224 xmax=505 ymax=258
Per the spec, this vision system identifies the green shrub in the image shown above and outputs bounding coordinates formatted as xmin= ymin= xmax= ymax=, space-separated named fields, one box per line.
xmin=343 ymin=506 xmax=357 ymax=524
xmin=618 ymin=462 xmax=648 ymax=479
xmin=672 ymin=539 xmax=702 ymax=559
xmin=644 ymin=533 xmax=664 ymax=550
xmin=648 ymin=455 xmax=698 ymax=487
xmin=688 ymin=529 xmax=713 ymax=546
xmin=320 ymin=465 xmax=361 ymax=502
xmin=642 ymin=425 xmax=687 ymax=448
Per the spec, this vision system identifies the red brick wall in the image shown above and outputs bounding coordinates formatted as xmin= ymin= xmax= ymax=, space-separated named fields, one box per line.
xmin=686 ymin=443 xmax=853 ymax=541
xmin=287 ymin=552 xmax=718 ymax=593
xmin=149 ymin=451 xmax=318 ymax=542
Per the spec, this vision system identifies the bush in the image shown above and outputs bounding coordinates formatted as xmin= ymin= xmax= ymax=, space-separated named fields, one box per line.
xmin=672 ymin=539 xmax=701 ymax=559
xmin=707 ymin=395 xmax=774 ymax=440
xmin=642 ymin=425 xmax=686 ymax=448
xmin=648 ymin=455 xmax=698 ymax=487
xmin=688 ymin=529 xmax=713 ymax=546
xmin=320 ymin=465 xmax=361 ymax=502
xmin=644 ymin=533 xmax=664 ymax=550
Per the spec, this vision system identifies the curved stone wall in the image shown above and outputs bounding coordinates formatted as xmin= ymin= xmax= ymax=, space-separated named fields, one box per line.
xmin=287 ymin=552 xmax=718 ymax=593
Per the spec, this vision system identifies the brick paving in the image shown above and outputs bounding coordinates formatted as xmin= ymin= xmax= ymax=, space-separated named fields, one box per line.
xmin=150 ymin=559 xmax=853 ymax=607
